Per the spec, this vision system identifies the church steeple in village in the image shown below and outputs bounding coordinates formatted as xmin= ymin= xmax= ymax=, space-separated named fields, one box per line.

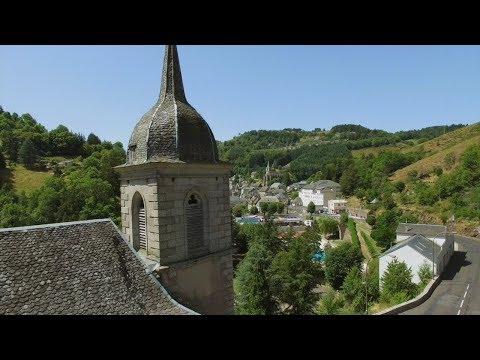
xmin=116 ymin=45 xmax=234 ymax=315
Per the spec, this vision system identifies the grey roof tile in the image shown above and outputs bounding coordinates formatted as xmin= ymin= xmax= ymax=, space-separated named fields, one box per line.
xmin=396 ymin=223 xmax=446 ymax=237
xmin=0 ymin=220 xmax=192 ymax=315
xmin=381 ymin=234 xmax=442 ymax=262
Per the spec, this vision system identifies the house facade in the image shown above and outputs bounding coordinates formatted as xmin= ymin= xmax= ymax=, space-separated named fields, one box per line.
xmin=328 ymin=199 xmax=347 ymax=213
xmin=299 ymin=180 xmax=341 ymax=208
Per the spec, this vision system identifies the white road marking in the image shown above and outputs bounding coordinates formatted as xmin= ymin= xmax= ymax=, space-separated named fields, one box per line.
xmin=464 ymin=291 xmax=468 ymax=298
xmin=457 ymin=309 xmax=461 ymax=315
xmin=460 ymin=299 xmax=464 ymax=308
xmin=467 ymin=284 xmax=470 ymax=290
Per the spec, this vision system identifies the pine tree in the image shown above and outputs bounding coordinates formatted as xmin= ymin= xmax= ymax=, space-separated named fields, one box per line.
xmin=18 ymin=138 xmax=37 ymax=168
xmin=235 ymin=240 xmax=278 ymax=315
xmin=380 ymin=257 xmax=417 ymax=305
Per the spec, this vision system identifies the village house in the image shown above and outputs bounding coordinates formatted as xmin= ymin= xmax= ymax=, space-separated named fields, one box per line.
xmin=328 ymin=199 xmax=348 ymax=214
xmin=299 ymin=180 xmax=341 ymax=209
xmin=379 ymin=231 xmax=454 ymax=285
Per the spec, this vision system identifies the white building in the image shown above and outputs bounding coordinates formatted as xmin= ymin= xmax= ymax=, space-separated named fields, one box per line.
xmin=328 ymin=199 xmax=347 ymax=213
xmin=396 ymin=223 xmax=447 ymax=243
xmin=379 ymin=233 xmax=454 ymax=285
xmin=299 ymin=180 xmax=341 ymax=208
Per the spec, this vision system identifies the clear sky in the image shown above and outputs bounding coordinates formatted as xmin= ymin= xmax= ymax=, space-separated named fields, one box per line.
xmin=1 ymin=45 xmax=479 ymax=148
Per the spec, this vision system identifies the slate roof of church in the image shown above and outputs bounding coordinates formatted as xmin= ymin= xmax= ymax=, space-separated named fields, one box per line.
xmin=126 ymin=45 xmax=219 ymax=165
xmin=0 ymin=219 xmax=195 ymax=315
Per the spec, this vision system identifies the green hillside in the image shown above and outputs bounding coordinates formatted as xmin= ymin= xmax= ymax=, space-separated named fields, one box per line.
xmin=0 ymin=165 xmax=53 ymax=194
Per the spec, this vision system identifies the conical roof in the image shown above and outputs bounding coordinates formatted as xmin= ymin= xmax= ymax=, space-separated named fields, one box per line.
xmin=127 ymin=45 xmax=219 ymax=165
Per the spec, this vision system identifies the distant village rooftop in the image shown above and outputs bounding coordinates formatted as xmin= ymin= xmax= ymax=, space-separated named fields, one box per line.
xmin=302 ymin=180 xmax=341 ymax=190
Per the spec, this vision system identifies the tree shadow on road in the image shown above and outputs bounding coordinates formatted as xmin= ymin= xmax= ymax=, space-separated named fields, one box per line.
xmin=441 ymin=251 xmax=471 ymax=280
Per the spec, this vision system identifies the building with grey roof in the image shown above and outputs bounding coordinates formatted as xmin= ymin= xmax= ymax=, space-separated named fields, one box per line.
xmin=396 ymin=223 xmax=447 ymax=243
xmin=299 ymin=180 xmax=341 ymax=208
xmin=0 ymin=219 xmax=194 ymax=315
xmin=379 ymin=232 xmax=454 ymax=286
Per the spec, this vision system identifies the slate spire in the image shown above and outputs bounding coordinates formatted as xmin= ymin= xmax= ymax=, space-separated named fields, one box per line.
xmin=159 ymin=45 xmax=187 ymax=103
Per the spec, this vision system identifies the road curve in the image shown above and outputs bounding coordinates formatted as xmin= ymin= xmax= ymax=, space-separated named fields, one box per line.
xmin=400 ymin=234 xmax=480 ymax=315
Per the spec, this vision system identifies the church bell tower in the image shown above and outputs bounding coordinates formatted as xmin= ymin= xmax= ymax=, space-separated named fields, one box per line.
xmin=115 ymin=45 xmax=234 ymax=315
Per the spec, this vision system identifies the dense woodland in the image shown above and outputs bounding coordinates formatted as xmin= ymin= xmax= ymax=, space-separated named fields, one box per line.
xmin=0 ymin=106 xmax=125 ymax=227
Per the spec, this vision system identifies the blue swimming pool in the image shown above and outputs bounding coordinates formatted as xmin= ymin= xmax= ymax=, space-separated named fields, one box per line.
xmin=237 ymin=218 xmax=261 ymax=224
xmin=312 ymin=251 xmax=326 ymax=262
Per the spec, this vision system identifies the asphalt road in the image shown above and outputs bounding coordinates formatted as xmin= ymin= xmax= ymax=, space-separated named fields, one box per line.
xmin=400 ymin=234 xmax=480 ymax=315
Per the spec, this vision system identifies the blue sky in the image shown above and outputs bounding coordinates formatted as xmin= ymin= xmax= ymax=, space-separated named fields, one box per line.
xmin=1 ymin=45 xmax=479 ymax=148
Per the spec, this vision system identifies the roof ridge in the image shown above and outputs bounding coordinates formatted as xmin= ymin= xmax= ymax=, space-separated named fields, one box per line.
xmin=0 ymin=218 xmax=111 ymax=233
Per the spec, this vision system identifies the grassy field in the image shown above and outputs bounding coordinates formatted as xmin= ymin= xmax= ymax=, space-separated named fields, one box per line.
xmin=0 ymin=165 xmax=53 ymax=194
xmin=351 ymin=142 xmax=411 ymax=158
xmin=390 ymin=134 xmax=480 ymax=182
xmin=402 ymin=122 xmax=480 ymax=156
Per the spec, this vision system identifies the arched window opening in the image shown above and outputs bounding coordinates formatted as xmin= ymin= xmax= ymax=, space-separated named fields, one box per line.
xmin=186 ymin=193 xmax=204 ymax=252
xmin=132 ymin=192 xmax=147 ymax=252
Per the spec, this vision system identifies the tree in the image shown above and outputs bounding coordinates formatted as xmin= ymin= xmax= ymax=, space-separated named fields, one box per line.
xmin=433 ymin=166 xmax=443 ymax=177
xmin=265 ymin=202 xmax=279 ymax=218
xmin=87 ymin=133 xmax=101 ymax=145
xmin=235 ymin=239 xmax=278 ymax=314
xmin=260 ymin=202 xmax=270 ymax=216
xmin=366 ymin=213 xmax=376 ymax=227
xmin=316 ymin=287 xmax=345 ymax=315
xmin=325 ymin=242 xmax=363 ymax=290
xmin=371 ymin=209 xmax=399 ymax=249
xmin=18 ymin=138 xmax=37 ymax=168
xmin=307 ymin=201 xmax=316 ymax=215
xmin=1 ymin=134 xmax=19 ymax=162
xmin=382 ymin=193 xmax=396 ymax=210
xmin=380 ymin=257 xmax=417 ymax=305
xmin=282 ymin=171 xmax=292 ymax=186
xmin=417 ymin=261 xmax=433 ymax=288
xmin=232 ymin=204 xmax=247 ymax=217
xmin=444 ymin=152 xmax=456 ymax=170
xmin=366 ymin=258 xmax=380 ymax=304
xmin=270 ymin=236 xmax=322 ymax=314
xmin=290 ymin=190 xmax=299 ymax=200
xmin=0 ymin=151 xmax=5 ymax=169
xmin=231 ymin=216 xmax=247 ymax=253
xmin=339 ymin=163 xmax=358 ymax=196
xmin=317 ymin=216 xmax=339 ymax=238
xmin=339 ymin=212 xmax=349 ymax=226
xmin=342 ymin=266 xmax=366 ymax=313
xmin=250 ymin=205 xmax=258 ymax=215
xmin=276 ymin=202 xmax=285 ymax=214
xmin=394 ymin=181 xmax=405 ymax=193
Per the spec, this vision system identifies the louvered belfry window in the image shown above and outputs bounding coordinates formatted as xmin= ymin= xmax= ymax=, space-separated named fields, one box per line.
xmin=132 ymin=192 xmax=146 ymax=252
xmin=186 ymin=194 xmax=204 ymax=251
xmin=138 ymin=207 xmax=147 ymax=250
